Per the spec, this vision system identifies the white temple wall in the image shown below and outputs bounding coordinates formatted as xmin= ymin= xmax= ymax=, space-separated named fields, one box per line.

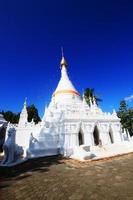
xmin=111 ymin=130 xmax=122 ymax=143
xmin=100 ymin=131 xmax=110 ymax=145
xmin=96 ymin=123 xmax=108 ymax=145
xmin=82 ymin=122 xmax=95 ymax=146
xmin=14 ymin=111 xmax=123 ymax=158
xmin=58 ymin=121 xmax=82 ymax=156
xmin=81 ymin=121 xmax=122 ymax=146
xmin=16 ymin=127 xmax=33 ymax=156
xmin=16 ymin=123 xmax=43 ymax=156
xmin=69 ymin=133 xmax=78 ymax=147
xmin=83 ymin=132 xmax=93 ymax=146
xmin=110 ymin=123 xmax=122 ymax=143
xmin=62 ymin=134 xmax=73 ymax=156
xmin=107 ymin=131 xmax=112 ymax=144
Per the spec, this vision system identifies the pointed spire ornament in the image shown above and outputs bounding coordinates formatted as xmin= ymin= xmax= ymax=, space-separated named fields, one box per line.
xmin=82 ymin=93 xmax=86 ymax=103
xmin=61 ymin=46 xmax=64 ymax=57
xmin=112 ymin=109 xmax=117 ymax=117
xmin=92 ymin=96 xmax=97 ymax=106
xmin=24 ymin=97 xmax=27 ymax=108
xmin=89 ymin=96 xmax=93 ymax=107
xmin=60 ymin=47 xmax=68 ymax=68
xmin=31 ymin=118 xmax=35 ymax=124
xmin=82 ymin=94 xmax=89 ymax=108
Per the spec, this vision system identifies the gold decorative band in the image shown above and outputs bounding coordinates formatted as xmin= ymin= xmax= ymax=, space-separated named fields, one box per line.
xmin=53 ymin=89 xmax=80 ymax=97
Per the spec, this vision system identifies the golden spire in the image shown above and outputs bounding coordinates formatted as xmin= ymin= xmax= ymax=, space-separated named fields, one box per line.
xmin=60 ymin=47 xmax=68 ymax=68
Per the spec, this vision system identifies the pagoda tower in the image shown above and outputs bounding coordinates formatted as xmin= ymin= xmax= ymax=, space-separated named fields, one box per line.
xmin=52 ymin=50 xmax=81 ymax=104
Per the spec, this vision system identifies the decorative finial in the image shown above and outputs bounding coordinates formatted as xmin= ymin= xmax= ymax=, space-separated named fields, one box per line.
xmin=60 ymin=47 xmax=68 ymax=68
xmin=24 ymin=97 xmax=27 ymax=106
xmin=89 ymin=96 xmax=92 ymax=107
xmin=112 ymin=109 xmax=117 ymax=116
xmin=82 ymin=93 xmax=86 ymax=104
xmin=93 ymin=96 xmax=96 ymax=106
xmin=61 ymin=46 xmax=64 ymax=57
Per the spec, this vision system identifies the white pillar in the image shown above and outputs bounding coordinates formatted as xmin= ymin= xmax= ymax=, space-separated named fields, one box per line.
xmin=84 ymin=132 xmax=94 ymax=146
xmin=99 ymin=131 xmax=110 ymax=145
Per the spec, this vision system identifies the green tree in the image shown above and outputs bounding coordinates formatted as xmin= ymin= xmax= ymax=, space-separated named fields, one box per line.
xmin=117 ymin=100 xmax=128 ymax=131
xmin=84 ymin=88 xmax=102 ymax=106
xmin=126 ymin=108 xmax=133 ymax=136
xmin=117 ymin=100 xmax=133 ymax=136
xmin=27 ymin=104 xmax=41 ymax=124
xmin=1 ymin=110 xmax=20 ymax=124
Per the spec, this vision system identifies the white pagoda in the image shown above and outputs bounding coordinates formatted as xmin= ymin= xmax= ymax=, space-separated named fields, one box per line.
xmin=2 ymin=53 xmax=133 ymax=164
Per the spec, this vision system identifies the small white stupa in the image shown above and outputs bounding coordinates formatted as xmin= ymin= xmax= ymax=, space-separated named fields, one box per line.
xmin=18 ymin=98 xmax=28 ymax=126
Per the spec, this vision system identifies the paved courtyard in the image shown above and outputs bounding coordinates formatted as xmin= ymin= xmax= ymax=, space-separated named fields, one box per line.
xmin=1 ymin=153 xmax=133 ymax=200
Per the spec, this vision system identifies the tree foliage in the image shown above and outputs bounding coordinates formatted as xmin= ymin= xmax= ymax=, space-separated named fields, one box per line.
xmin=0 ymin=110 xmax=20 ymax=124
xmin=84 ymin=88 xmax=102 ymax=106
xmin=0 ymin=104 xmax=41 ymax=124
xmin=27 ymin=104 xmax=41 ymax=124
xmin=117 ymin=100 xmax=133 ymax=136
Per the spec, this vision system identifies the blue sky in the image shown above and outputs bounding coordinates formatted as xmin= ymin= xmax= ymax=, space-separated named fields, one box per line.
xmin=0 ymin=0 xmax=133 ymax=117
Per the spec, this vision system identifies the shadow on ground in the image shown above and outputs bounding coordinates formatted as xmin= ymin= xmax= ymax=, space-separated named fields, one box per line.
xmin=0 ymin=155 xmax=64 ymax=180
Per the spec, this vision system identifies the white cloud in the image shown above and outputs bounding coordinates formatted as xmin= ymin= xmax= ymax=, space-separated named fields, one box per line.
xmin=124 ymin=94 xmax=133 ymax=102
